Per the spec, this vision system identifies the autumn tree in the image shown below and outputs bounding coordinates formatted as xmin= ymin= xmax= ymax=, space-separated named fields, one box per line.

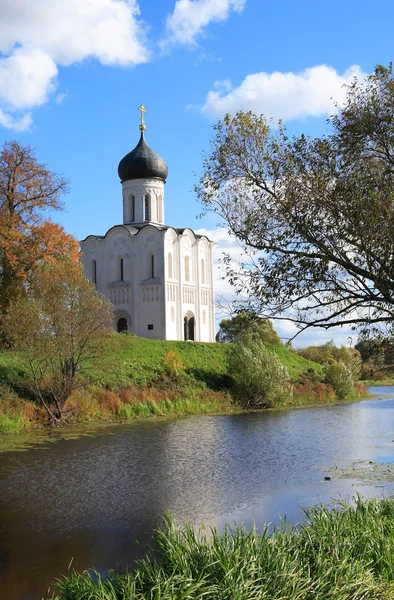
xmin=4 ymin=260 xmax=113 ymax=426
xmin=0 ymin=141 xmax=78 ymax=319
xmin=196 ymin=64 xmax=394 ymax=338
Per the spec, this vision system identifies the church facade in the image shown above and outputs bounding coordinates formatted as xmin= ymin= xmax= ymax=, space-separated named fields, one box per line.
xmin=80 ymin=110 xmax=216 ymax=342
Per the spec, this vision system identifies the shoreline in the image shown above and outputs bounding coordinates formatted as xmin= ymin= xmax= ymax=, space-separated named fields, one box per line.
xmin=0 ymin=384 xmax=373 ymax=450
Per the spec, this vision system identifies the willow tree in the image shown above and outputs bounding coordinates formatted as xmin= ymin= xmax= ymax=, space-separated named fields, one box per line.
xmin=196 ymin=64 xmax=394 ymax=337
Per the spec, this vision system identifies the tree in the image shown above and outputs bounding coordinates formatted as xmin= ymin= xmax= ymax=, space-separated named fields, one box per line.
xmin=4 ymin=260 xmax=114 ymax=426
xmin=324 ymin=362 xmax=354 ymax=400
xmin=0 ymin=141 xmax=76 ymax=318
xmin=298 ymin=341 xmax=362 ymax=381
xmin=196 ymin=64 xmax=394 ymax=338
xmin=228 ymin=333 xmax=291 ymax=408
xmin=216 ymin=312 xmax=282 ymax=345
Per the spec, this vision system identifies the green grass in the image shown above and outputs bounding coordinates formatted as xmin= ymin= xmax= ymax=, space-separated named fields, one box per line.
xmin=0 ymin=414 xmax=25 ymax=433
xmin=0 ymin=335 xmax=351 ymax=431
xmin=88 ymin=335 xmax=323 ymax=390
xmin=267 ymin=343 xmax=324 ymax=379
xmin=363 ymin=378 xmax=394 ymax=387
xmin=48 ymin=497 xmax=394 ymax=599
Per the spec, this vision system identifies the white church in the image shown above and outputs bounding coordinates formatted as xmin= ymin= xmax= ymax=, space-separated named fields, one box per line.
xmin=81 ymin=107 xmax=216 ymax=342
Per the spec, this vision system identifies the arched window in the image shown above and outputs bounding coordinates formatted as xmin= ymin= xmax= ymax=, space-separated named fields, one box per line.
xmin=201 ymin=258 xmax=205 ymax=284
xmin=168 ymin=252 xmax=173 ymax=278
xmin=130 ymin=195 xmax=135 ymax=221
xmin=151 ymin=253 xmax=155 ymax=279
xmin=120 ymin=257 xmax=124 ymax=282
xmin=144 ymin=194 xmax=150 ymax=221
xmin=185 ymin=255 xmax=190 ymax=282
xmin=92 ymin=259 xmax=97 ymax=284
xmin=171 ymin=306 xmax=175 ymax=321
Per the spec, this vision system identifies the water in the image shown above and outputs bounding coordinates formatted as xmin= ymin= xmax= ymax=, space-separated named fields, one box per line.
xmin=1 ymin=389 xmax=394 ymax=599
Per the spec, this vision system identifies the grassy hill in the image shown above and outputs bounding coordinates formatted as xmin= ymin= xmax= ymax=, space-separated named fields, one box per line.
xmin=0 ymin=334 xmax=361 ymax=432
xmin=95 ymin=334 xmax=323 ymax=389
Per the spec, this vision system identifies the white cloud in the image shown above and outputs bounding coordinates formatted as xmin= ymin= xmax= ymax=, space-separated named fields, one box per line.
xmin=202 ymin=64 xmax=367 ymax=121
xmin=0 ymin=109 xmax=33 ymax=132
xmin=0 ymin=49 xmax=58 ymax=111
xmin=161 ymin=0 xmax=246 ymax=49
xmin=0 ymin=0 xmax=149 ymax=131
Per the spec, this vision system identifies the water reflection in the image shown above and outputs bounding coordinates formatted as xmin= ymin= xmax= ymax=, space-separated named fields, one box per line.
xmin=1 ymin=392 xmax=394 ymax=599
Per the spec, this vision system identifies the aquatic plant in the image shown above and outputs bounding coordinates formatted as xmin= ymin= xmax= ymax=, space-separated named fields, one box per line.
xmin=47 ymin=497 xmax=394 ymax=599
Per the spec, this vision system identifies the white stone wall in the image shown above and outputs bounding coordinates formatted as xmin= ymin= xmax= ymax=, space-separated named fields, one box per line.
xmin=81 ymin=215 xmax=215 ymax=342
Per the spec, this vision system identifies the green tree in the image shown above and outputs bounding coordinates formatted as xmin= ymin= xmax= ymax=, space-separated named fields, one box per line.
xmin=229 ymin=333 xmax=292 ymax=408
xmin=298 ymin=341 xmax=362 ymax=380
xmin=324 ymin=361 xmax=354 ymax=400
xmin=216 ymin=312 xmax=282 ymax=344
xmin=196 ymin=64 xmax=394 ymax=336
xmin=4 ymin=260 xmax=113 ymax=425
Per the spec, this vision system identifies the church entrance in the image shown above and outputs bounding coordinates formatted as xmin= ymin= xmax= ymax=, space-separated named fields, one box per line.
xmin=117 ymin=317 xmax=128 ymax=333
xmin=183 ymin=312 xmax=195 ymax=341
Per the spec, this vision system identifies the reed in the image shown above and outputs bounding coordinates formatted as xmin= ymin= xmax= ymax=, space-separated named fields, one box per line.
xmin=47 ymin=497 xmax=394 ymax=599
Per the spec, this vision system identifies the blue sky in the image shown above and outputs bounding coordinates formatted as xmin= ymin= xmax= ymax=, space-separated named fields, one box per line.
xmin=0 ymin=0 xmax=392 ymax=346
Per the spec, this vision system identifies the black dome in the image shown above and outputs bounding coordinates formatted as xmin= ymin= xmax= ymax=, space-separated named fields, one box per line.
xmin=118 ymin=132 xmax=168 ymax=182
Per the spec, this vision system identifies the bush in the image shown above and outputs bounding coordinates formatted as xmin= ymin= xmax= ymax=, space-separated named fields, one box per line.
xmin=324 ymin=361 xmax=354 ymax=399
xmin=298 ymin=341 xmax=362 ymax=381
xmin=229 ymin=334 xmax=292 ymax=408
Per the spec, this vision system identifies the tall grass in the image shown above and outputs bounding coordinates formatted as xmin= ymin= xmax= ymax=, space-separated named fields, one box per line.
xmin=48 ymin=497 xmax=394 ymax=599
xmin=0 ymin=414 xmax=25 ymax=433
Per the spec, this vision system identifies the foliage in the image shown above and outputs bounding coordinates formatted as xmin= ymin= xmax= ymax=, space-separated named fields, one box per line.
xmin=298 ymin=341 xmax=362 ymax=380
xmin=324 ymin=361 xmax=354 ymax=399
xmin=0 ymin=141 xmax=79 ymax=323
xmin=216 ymin=312 xmax=282 ymax=345
xmin=356 ymin=334 xmax=394 ymax=380
xmin=229 ymin=333 xmax=292 ymax=408
xmin=4 ymin=260 xmax=113 ymax=425
xmin=49 ymin=498 xmax=394 ymax=599
xmin=196 ymin=64 xmax=394 ymax=336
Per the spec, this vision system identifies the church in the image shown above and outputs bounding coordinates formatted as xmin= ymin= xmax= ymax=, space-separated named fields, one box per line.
xmin=80 ymin=106 xmax=216 ymax=342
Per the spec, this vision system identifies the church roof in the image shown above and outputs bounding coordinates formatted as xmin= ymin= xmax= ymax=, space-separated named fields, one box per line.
xmin=80 ymin=223 xmax=215 ymax=244
xmin=118 ymin=132 xmax=168 ymax=183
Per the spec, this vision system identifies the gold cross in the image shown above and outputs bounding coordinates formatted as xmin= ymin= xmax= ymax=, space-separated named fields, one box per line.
xmin=138 ymin=104 xmax=146 ymax=131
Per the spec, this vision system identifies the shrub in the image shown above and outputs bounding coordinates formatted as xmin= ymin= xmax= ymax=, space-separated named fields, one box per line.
xmin=324 ymin=361 xmax=354 ymax=399
xmin=229 ymin=334 xmax=292 ymax=408
xmin=298 ymin=341 xmax=362 ymax=380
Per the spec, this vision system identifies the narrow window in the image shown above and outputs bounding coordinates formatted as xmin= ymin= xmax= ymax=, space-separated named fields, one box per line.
xmin=171 ymin=306 xmax=175 ymax=321
xmin=201 ymin=258 xmax=205 ymax=284
xmin=120 ymin=257 xmax=124 ymax=282
xmin=168 ymin=252 xmax=173 ymax=278
xmin=144 ymin=195 xmax=150 ymax=221
xmin=92 ymin=259 xmax=97 ymax=284
xmin=185 ymin=255 xmax=190 ymax=282
xmin=202 ymin=310 xmax=206 ymax=325
xmin=151 ymin=254 xmax=155 ymax=279
xmin=130 ymin=195 xmax=135 ymax=221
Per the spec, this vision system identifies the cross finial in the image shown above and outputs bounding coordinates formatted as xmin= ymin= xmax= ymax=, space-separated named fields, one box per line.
xmin=138 ymin=104 xmax=146 ymax=131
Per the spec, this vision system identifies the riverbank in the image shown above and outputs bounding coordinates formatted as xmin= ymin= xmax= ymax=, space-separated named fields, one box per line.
xmin=47 ymin=497 xmax=394 ymax=600
xmin=0 ymin=334 xmax=367 ymax=432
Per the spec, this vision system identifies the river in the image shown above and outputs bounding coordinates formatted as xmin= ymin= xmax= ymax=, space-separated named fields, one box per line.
xmin=1 ymin=388 xmax=394 ymax=599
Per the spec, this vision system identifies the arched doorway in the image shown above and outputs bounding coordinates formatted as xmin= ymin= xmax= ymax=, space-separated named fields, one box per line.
xmin=117 ymin=317 xmax=128 ymax=333
xmin=183 ymin=312 xmax=195 ymax=341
